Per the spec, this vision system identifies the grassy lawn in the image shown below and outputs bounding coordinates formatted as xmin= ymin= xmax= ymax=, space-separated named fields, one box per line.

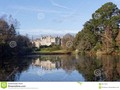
xmin=33 ymin=46 xmax=74 ymax=54
xmin=38 ymin=50 xmax=68 ymax=53
xmin=31 ymin=48 xmax=77 ymax=55
xmin=52 ymin=50 xmax=68 ymax=53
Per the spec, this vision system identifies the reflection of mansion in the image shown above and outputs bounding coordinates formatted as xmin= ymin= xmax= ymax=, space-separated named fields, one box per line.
xmin=32 ymin=59 xmax=61 ymax=70
xmin=32 ymin=36 xmax=61 ymax=48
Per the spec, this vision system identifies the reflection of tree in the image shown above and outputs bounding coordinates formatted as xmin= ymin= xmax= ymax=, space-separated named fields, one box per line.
xmin=75 ymin=55 xmax=101 ymax=81
xmin=75 ymin=55 xmax=120 ymax=81
xmin=0 ymin=58 xmax=32 ymax=81
xmin=99 ymin=55 xmax=120 ymax=81
xmin=61 ymin=55 xmax=76 ymax=74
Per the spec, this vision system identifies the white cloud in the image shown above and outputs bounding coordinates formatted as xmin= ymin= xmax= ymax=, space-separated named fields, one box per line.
xmin=50 ymin=0 xmax=70 ymax=10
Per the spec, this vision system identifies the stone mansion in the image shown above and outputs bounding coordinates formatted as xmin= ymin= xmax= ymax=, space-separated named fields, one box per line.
xmin=32 ymin=36 xmax=61 ymax=48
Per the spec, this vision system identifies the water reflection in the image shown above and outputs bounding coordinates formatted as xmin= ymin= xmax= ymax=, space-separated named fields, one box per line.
xmin=32 ymin=58 xmax=60 ymax=70
xmin=0 ymin=55 xmax=120 ymax=81
xmin=76 ymin=55 xmax=120 ymax=81
xmin=0 ymin=57 xmax=32 ymax=81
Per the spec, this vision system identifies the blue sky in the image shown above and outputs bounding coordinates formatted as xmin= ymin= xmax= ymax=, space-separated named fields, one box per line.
xmin=0 ymin=0 xmax=120 ymax=37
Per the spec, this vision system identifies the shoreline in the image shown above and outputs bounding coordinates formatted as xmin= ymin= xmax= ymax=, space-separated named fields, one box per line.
xmin=30 ymin=51 xmax=72 ymax=55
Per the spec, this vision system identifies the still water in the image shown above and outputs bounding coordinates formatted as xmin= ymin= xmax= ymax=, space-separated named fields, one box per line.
xmin=0 ymin=55 xmax=120 ymax=81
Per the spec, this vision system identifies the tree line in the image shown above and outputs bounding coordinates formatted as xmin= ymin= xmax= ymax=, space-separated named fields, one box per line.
xmin=0 ymin=15 xmax=32 ymax=57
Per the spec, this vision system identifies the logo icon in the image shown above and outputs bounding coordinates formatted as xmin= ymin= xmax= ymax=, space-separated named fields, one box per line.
xmin=9 ymin=41 xmax=17 ymax=48
xmin=94 ymin=69 xmax=101 ymax=76
xmin=1 ymin=82 xmax=7 ymax=89
xmin=94 ymin=13 xmax=101 ymax=19
xmin=66 ymin=41 xmax=73 ymax=48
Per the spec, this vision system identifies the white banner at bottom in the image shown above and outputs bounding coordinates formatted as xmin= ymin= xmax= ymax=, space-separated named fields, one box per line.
xmin=0 ymin=82 xmax=120 ymax=90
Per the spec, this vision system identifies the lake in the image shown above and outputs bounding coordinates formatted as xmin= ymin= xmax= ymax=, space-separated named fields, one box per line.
xmin=0 ymin=54 xmax=120 ymax=81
